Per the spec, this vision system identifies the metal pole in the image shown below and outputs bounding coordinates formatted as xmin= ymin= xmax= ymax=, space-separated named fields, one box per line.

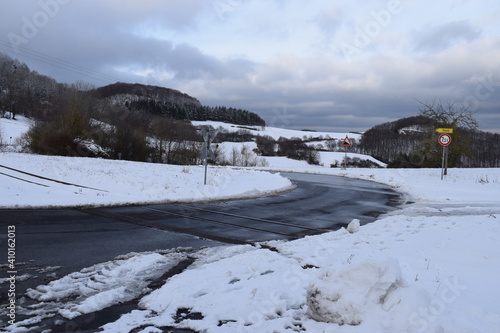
xmin=444 ymin=145 xmax=449 ymax=175
xmin=204 ymin=157 xmax=208 ymax=185
xmin=345 ymin=146 xmax=347 ymax=169
xmin=341 ymin=146 xmax=346 ymax=170
xmin=204 ymin=133 xmax=209 ymax=185
xmin=441 ymin=146 xmax=446 ymax=180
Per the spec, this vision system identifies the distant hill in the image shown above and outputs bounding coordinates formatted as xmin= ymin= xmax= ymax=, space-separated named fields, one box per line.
xmin=95 ymin=82 xmax=266 ymax=127
xmin=94 ymin=82 xmax=202 ymax=107
xmin=0 ymin=52 xmax=265 ymax=127
xmin=359 ymin=116 xmax=500 ymax=168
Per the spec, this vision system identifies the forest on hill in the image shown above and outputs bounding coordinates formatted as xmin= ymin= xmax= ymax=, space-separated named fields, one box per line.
xmin=95 ymin=82 xmax=265 ymax=126
xmin=358 ymin=115 xmax=500 ymax=168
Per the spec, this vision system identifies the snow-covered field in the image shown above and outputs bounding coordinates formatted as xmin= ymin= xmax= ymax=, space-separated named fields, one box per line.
xmin=194 ymin=120 xmax=376 ymax=168
xmin=191 ymin=120 xmax=362 ymax=141
xmin=0 ymin=152 xmax=294 ymax=208
xmin=0 ymin=115 xmax=29 ymax=139
xmin=1 ymin=117 xmax=500 ymax=332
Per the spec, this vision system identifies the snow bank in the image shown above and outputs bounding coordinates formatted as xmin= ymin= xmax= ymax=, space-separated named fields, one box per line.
xmin=318 ymin=151 xmax=387 ymax=167
xmin=22 ymin=250 xmax=188 ymax=323
xmin=346 ymin=218 xmax=360 ymax=233
xmin=0 ymin=152 xmax=293 ymax=208
xmin=340 ymin=167 xmax=500 ymax=205
xmin=306 ymin=258 xmax=405 ymax=325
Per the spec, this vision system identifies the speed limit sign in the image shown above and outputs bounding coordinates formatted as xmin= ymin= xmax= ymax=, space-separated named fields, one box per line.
xmin=438 ymin=133 xmax=452 ymax=146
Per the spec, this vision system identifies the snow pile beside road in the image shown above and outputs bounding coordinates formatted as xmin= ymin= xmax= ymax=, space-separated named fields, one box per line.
xmin=0 ymin=152 xmax=293 ymax=208
xmin=20 ymin=250 xmax=188 ymax=324
xmin=307 ymin=259 xmax=407 ymax=326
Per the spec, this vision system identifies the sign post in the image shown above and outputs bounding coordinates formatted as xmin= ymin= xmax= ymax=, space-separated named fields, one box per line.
xmin=438 ymin=133 xmax=452 ymax=180
xmin=199 ymin=126 xmax=218 ymax=185
xmin=341 ymin=135 xmax=353 ymax=170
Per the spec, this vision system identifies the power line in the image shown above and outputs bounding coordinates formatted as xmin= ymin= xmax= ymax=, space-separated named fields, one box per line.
xmin=0 ymin=39 xmax=121 ymax=84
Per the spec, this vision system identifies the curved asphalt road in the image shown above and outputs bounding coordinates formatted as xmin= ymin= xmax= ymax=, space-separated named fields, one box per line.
xmin=0 ymin=172 xmax=400 ymax=295
xmin=0 ymin=172 xmax=401 ymax=332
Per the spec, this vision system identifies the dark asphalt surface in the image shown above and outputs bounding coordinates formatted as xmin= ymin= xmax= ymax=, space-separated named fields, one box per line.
xmin=0 ymin=172 xmax=401 ymax=332
xmin=1 ymin=172 xmax=400 ymax=291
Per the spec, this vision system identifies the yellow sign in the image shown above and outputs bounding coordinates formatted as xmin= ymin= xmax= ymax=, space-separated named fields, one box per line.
xmin=436 ymin=128 xmax=453 ymax=134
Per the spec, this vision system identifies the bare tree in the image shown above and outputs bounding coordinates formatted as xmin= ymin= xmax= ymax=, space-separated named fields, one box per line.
xmin=230 ymin=146 xmax=240 ymax=166
xmin=150 ymin=116 xmax=202 ymax=164
xmin=417 ymin=99 xmax=478 ymax=130
xmin=417 ymin=99 xmax=479 ymax=170
xmin=240 ymin=144 xmax=254 ymax=167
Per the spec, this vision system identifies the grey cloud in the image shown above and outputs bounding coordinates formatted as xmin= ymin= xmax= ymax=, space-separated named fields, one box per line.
xmin=1 ymin=1 xmax=498 ymax=133
xmin=413 ymin=20 xmax=481 ymax=53
xmin=310 ymin=6 xmax=344 ymax=51
xmin=315 ymin=6 xmax=343 ymax=36
xmin=1 ymin=0 xmax=249 ymax=85
xmin=163 ymin=43 xmax=256 ymax=81
xmin=199 ymin=70 xmax=421 ymax=132
xmin=65 ymin=0 xmax=210 ymax=31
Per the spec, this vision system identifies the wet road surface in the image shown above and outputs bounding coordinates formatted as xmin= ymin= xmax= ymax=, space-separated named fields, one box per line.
xmin=0 ymin=172 xmax=401 ymax=332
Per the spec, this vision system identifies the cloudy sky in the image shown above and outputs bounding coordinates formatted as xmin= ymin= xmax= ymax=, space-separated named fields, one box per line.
xmin=1 ymin=0 xmax=500 ymax=133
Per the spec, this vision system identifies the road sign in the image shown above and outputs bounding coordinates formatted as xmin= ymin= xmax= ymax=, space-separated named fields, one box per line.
xmin=438 ymin=133 xmax=452 ymax=146
xmin=199 ymin=147 xmax=216 ymax=160
xmin=341 ymin=136 xmax=352 ymax=147
xmin=436 ymin=128 xmax=454 ymax=134
xmin=200 ymin=126 xmax=217 ymax=144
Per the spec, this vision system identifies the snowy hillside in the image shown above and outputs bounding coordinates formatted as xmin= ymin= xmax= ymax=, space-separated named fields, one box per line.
xmin=0 ymin=115 xmax=31 ymax=151
xmin=191 ymin=120 xmax=383 ymax=168
xmin=191 ymin=120 xmax=362 ymax=141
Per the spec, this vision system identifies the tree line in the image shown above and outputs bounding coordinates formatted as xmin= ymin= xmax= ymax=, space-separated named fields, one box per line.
xmin=21 ymin=91 xmax=207 ymax=164
xmin=358 ymin=101 xmax=500 ymax=168
xmin=254 ymin=135 xmax=320 ymax=165
xmin=128 ymin=99 xmax=266 ymax=127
